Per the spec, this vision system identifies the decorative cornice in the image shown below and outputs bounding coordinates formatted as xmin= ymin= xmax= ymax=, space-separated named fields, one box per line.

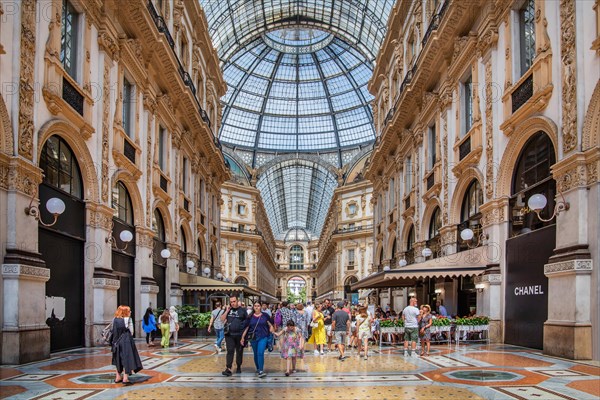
xmin=2 ymin=264 xmax=50 ymax=282
xmin=92 ymin=278 xmax=120 ymax=289
xmin=475 ymin=273 xmax=502 ymax=284
xmin=141 ymin=284 xmax=160 ymax=294
xmin=544 ymin=259 xmax=593 ymax=276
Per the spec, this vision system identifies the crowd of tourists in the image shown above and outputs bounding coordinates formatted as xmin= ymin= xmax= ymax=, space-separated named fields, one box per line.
xmin=208 ymin=295 xmax=438 ymax=378
xmin=105 ymin=296 xmax=438 ymax=384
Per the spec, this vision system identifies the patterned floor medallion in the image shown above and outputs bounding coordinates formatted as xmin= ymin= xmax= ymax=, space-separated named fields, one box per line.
xmin=0 ymin=339 xmax=597 ymax=399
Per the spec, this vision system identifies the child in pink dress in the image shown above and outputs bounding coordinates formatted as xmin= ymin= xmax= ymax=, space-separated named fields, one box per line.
xmin=274 ymin=319 xmax=305 ymax=376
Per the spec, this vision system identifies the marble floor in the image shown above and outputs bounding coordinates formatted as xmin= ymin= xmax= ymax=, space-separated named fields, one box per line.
xmin=1 ymin=339 xmax=599 ymax=399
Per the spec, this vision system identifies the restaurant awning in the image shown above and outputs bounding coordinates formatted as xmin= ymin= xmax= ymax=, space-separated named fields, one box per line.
xmin=351 ymin=246 xmax=490 ymax=291
xmin=180 ymin=274 xmax=262 ymax=296
xmin=315 ymin=290 xmax=333 ymax=302
xmin=260 ymin=291 xmax=279 ymax=302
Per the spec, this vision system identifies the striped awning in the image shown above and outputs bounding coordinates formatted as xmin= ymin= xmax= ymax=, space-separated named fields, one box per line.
xmin=351 ymin=246 xmax=491 ymax=291
xmin=180 ymin=274 xmax=262 ymax=296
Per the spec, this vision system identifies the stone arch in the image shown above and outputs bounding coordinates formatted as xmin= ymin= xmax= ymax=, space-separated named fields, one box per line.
xmin=344 ymin=275 xmax=358 ymax=286
xmin=256 ymin=153 xmax=338 ymax=178
xmin=37 ymin=119 xmax=99 ymax=203
xmin=386 ymin=232 xmax=397 ymax=259
xmin=400 ymin=216 xmax=416 ymax=250
xmin=197 ymin=234 xmax=207 ymax=262
xmin=0 ymin=93 xmax=13 ymax=154
xmin=152 ymin=199 xmax=173 ymax=243
xmin=375 ymin=242 xmax=384 ymax=266
xmin=449 ymin=167 xmax=484 ymax=225
xmin=497 ymin=116 xmax=559 ymax=197
xmin=583 ymin=80 xmax=600 ymax=151
xmin=421 ymin=197 xmax=442 ymax=238
xmin=179 ymin=217 xmax=194 ymax=254
xmin=111 ymin=170 xmax=144 ymax=226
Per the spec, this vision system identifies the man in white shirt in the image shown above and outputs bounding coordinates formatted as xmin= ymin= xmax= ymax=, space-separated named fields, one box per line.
xmin=402 ymin=297 xmax=420 ymax=358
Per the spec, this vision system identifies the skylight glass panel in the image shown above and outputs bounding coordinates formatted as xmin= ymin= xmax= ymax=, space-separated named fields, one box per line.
xmin=231 ymin=92 xmax=264 ymax=112
xmin=298 ymin=133 xmax=337 ymax=150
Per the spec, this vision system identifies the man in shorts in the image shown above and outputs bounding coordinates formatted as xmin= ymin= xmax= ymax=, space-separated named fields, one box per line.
xmin=331 ymin=302 xmax=350 ymax=361
xmin=402 ymin=297 xmax=420 ymax=358
xmin=322 ymin=299 xmax=335 ymax=351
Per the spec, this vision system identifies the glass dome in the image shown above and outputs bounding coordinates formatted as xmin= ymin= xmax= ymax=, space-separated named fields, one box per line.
xmin=219 ymin=31 xmax=375 ymax=154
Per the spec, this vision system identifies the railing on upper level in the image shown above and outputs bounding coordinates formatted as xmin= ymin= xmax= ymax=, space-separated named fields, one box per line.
xmin=146 ymin=1 xmax=222 ymax=152
xmin=332 ymin=224 xmax=374 ymax=235
xmin=221 ymin=226 xmax=263 ymax=236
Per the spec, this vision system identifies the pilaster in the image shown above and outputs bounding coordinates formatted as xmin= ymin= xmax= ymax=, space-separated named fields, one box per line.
xmin=475 ymin=264 xmax=502 ymax=343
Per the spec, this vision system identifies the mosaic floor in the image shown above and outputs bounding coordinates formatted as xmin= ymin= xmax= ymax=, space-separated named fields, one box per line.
xmin=1 ymin=339 xmax=599 ymax=399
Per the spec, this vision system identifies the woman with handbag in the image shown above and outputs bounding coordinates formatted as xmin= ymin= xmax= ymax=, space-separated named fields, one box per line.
xmin=307 ymin=303 xmax=327 ymax=355
xmin=241 ymin=301 xmax=274 ymax=378
xmin=111 ymin=305 xmax=143 ymax=385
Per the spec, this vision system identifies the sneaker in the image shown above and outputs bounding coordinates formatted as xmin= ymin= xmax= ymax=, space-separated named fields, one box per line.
xmin=268 ymin=344 xmax=273 ymax=352
xmin=236 ymin=367 xmax=242 ymax=374
xmin=214 ymin=344 xmax=219 ymax=352
xmin=258 ymin=371 xmax=267 ymax=378
xmin=222 ymin=369 xmax=232 ymax=376
xmin=412 ymin=352 xmax=419 ymax=358
xmin=314 ymin=350 xmax=319 ymax=356
xmin=320 ymin=352 xmax=324 ymax=355
xmin=404 ymin=351 xmax=409 ymax=357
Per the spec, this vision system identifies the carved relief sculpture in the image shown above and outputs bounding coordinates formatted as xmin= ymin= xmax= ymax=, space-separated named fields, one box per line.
xmin=484 ymin=60 xmax=494 ymax=200
xmin=560 ymin=0 xmax=578 ymax=153
xmin=18 ymin=0 xmax=37 ymax=160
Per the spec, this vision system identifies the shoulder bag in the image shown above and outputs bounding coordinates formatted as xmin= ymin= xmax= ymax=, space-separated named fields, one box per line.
xmin=246 ymin=314 xmax=262 ymax=342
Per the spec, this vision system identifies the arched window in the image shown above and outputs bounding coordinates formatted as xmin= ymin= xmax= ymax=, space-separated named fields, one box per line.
xmin=405 ymin=225 xmax=415 ymax=264
xmin=179 ymin=226 xmax=188 ymax=273
xmin=510 ymin=132 xmax=556 ymax=236
xmin=391 ymin=238 xmax=397 ymax=261
xmin=289 ymin=245 xmax=304 ymax=270
xmin=235 ymin=276 xmax=248 ymax=285
xmin=427 ymin=207 xmax=442 ymax=258
xmin=429 ymin=207 xmax=442 ymax=239
xmin=40 ymin=135 xmax=82 ymax=198
xmin=152 ymin=209 xmax=166 ymax=241
xmin=112 ymin=182 xmax=133 ymax=225
xmin=458 ymin=180 xmax=484 ymax=251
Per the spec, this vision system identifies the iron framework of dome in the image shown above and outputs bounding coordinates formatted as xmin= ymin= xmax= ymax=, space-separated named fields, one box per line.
xmin=199 ymin=0 xmax=395 ymax=168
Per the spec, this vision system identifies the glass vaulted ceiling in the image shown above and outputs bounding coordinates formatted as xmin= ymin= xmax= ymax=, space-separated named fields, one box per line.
xmin=199 ymin=0 xmax=394 ymax=239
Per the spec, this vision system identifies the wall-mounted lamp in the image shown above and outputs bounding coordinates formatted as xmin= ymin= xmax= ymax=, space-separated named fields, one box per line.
xmin=24 ymin=194 xmax=66 ymax=227
xmin=186 ymin=260 xmax=195 ymax=272
xmin=475 ymin=283 xmax=485 ymax=292
xmin=224 ymin=277 xmax=232 ymax=283
xmin=383 ymin=265 xmax=391 ymax=271
xmin=216 ymin=272 xmax=223 ymax=280
xmin=434 ymin=288 xmax=443 ymax=295
xmin=203 ymin=266 xmax=211 ymax=277
xmin=422 ymin=247 xmax=433 ymax=258
xmin=149 ymin=243 xmax=171 ymax=259
xmin=398 ymin=259 xmax=407 ymax=267
xmin=106 ymin=221 xmax=133 ymax=251
xmin=460 ymin=228 xmax=489 ymax=248
xmin=527 ymin=192 xmax=569 ymax=222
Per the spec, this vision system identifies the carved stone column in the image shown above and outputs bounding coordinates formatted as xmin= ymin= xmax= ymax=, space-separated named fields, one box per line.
xmin=88 ymin=203 xmax=120 ymax=346
xmin=1 ymin=155 xmax=51 ymax=363
xmin=543 ymin=152 xmax=598 ymax=359
xmin=475 ymin=264 xmax=502 ymax=343
xmin=167 ymin=244 xmax=183 ymax=307
xmin=137 ymin=228 xmax=158 ymax=326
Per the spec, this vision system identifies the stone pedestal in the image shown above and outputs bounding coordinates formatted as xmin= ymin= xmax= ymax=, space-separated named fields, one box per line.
xmin=544 ymin=258 xmax=593 ymax=359
xmin=140 ymin=277 xmax=159 ymax=311
xmin=475 ymin=265 xmax=502 ymax=343
xmin=2 ymin=262 xmax=51 ymax=364
xmin=91 ymin=269 xmax=120 ymax=346
xmin=170 ymin=283 xmax=183 ymax=307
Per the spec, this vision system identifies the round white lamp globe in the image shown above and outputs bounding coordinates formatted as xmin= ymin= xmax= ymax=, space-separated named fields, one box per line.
xmin=528 ymin=193 xmax=547 ymax=211
xmin=203 ymin=267 xmax=211 ymax=275
xmin=46 ymin=197 xmax=66 ymax=215
xmin=460 ymin=228 xmax=474 ymax=241
xmin=216 ymin=273 xmax=223 ymax=280
xmin=422 ymin=247 xmax=432 ymax=258
xmin=383 ymin=265 xmax=391 ymax=271
xmin=398 ymin=259 xmax=407 ymax=267
xmin=119 ymin=230 xmax=133 ymax=243
xmin=186 ymin=260 xmax=195 ymax=269
xmin=160 ymin=249 xmax=171 ymax=259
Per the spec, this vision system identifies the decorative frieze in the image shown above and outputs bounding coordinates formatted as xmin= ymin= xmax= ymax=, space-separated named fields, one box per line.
xmin=92 ymin=278 xmax=120 ymax=289
xmin=17 ymin=0 xmax=36 ymax=160
xmin=475 ymin=273 xmax=502 ymax=284
xmin=101 ymin=60 xmax=111 ymax=203
xmin=140 ymin=284 xmax=160 ymax=294
xmin=2 ymin=265 xmax=50 ymax=282
xmin=0 ymin=155 xmax=42 ymax=196
xmin=553 ymin=150 xmax=600 ymax=192
xmin=484 ymin=59 xmax=494 ymax=201
xmin=560 ymin=0 xmax=578 ymax=153
xmin=544 ymin=259 xmax=593 ymax=276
